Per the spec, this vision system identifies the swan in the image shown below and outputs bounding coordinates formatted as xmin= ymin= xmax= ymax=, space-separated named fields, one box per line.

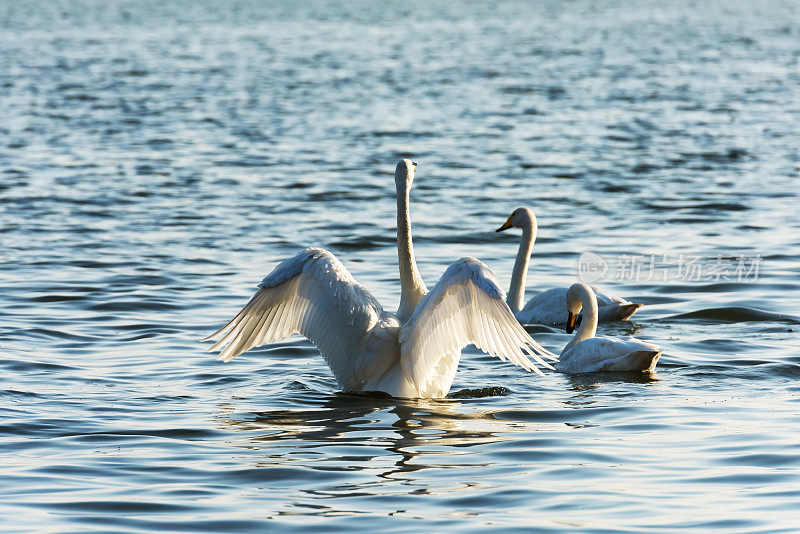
xmin=556 ymin=283 xmax=661 ymax=373
xmin=202 ymin=160 xmax=557 ymax=398
xmin=496 ymin=207 xmax=642 ymax=325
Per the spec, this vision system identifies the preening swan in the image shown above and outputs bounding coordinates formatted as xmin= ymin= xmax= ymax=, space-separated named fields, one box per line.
xmin=496 ymin=207 xmax=642 ymax=325
xmin=556 ymin=283 xmax=661 ymax=373
xmin=202 ymin=160 xmax=557 ymax=398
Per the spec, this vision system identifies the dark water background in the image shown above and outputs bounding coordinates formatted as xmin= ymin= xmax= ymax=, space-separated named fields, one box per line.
xmin=2 ymin=1 xmax=799 ymax=531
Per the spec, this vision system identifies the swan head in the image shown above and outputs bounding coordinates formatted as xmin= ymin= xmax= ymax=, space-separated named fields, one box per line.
xmin=496 ymin=207 xmax=537 ymax=233
xmin=566 ymin=283 xmax=592 ymax=334
xmin=394 ymin=159 xmax=417 ymax=189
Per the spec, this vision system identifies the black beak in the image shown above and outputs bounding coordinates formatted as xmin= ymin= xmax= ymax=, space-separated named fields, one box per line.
xmin=496 ymin=214 xmax=514 ymax=233
xmin=411 ymin=161 xmax=417 ymax=167
xmin=566 ymin=311 xmax=577 ymax=334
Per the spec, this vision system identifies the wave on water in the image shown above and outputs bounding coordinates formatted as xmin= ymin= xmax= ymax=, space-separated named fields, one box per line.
xmin=659 ymin=306 xmax=800 ymax=325
xmin=2 ymin=0 xmax=800 ymax=531
xmin=448 ymin=386 xmax=511 ymax=399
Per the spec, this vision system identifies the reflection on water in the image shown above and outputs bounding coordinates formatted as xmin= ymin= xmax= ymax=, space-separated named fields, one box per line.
xmin=563 ymin=371 xmax=660 ymax=393
xmin=218 ymin=393 xmax=515 ymax=481
xmin=213 ymin=392 xmax=543 ymax=520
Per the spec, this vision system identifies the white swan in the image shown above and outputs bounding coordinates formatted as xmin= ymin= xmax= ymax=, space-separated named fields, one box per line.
xmin=556 ymin=283 xmax=661 ymax=373
xmin=496 ymin=207 xmax=642 ymax=325
xmin=202 ymin=160 xmax=557 ymax=398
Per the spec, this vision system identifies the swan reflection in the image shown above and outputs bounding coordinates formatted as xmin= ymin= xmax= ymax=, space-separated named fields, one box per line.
xmin=216 ymin=391 xmax=519 ymax=483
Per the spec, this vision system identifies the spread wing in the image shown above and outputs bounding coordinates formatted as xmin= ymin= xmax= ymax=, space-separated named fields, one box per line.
xmin=399 ymin=257 xmax=557 ymax=391
xmin=201 ymin=248 xmax=388 ymax=390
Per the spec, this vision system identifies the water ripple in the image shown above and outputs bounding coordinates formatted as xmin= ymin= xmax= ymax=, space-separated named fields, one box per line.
xmin=1 ymin=0 xmax=798 ymax=531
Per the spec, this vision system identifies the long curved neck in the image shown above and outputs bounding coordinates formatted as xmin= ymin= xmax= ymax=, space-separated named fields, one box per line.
xmin=507 ymin=222 xmax=536 ymax=314
xmin=562 ymin=289 xmax=598 ymax=354
xmin=396 ymin=178 xmax=427 ymax=322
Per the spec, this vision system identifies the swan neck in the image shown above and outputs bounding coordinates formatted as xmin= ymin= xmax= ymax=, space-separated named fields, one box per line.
xmin=563 ymin=289 xmax=598 ymax=353
xmin=396 ymin=178 xmax=426 ymax=322
xmin=507 ymin=224 xmax=535 ymax=314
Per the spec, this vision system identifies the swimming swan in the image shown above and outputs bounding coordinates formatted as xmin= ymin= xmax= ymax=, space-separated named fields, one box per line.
xmin=556 ymin=283 xmax=661 ymax=373
xmin=496 ymin=207 xmax=642 ymax=325
xmin=202 ymin=161 xmax=557 ymax=398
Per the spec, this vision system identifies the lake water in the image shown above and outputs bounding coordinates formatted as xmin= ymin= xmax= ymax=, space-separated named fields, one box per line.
xmin=2 ymin=1 xmax=799 ymax=531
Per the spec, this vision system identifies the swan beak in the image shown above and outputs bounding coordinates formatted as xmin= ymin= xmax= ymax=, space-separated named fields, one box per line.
xmin=566 ymin=311 xmax=577 ymax=334
xmin=496 ymin=214 xmax=514 ymax=232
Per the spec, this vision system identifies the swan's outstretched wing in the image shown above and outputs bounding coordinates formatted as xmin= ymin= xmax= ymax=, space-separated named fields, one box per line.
xmin=202 ymin=248 xmax=389 ymax=390
xmin=399 ymin=257 xmax=557 ymax=391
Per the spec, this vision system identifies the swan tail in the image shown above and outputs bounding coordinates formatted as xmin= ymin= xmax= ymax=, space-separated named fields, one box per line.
xmin=599 ymin=303 xmax=643 ymax=322
xmin=629 ymin=350 xmax=661 ymax=372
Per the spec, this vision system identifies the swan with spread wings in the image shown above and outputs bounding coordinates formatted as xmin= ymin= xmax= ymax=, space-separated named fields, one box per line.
xmin=202 ymin=160 xmax=556 ymax=398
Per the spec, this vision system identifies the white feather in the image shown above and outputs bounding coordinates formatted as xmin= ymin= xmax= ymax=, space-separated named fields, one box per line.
xmin=202 ymin=248 xmax=392 ymax=391
xmin=556 ymin=283 xmax=662 ymax=373
xmin=203 ymin=160 xmax=557 ymax=398
xmin=517 ymin=286 xmax=642 ymax=325
xmin=557 ymin=336 xmax=661 ymax=373
xmin=498 ymin=207 xmax=642 ymax=325
xmin=399 ymin=258 xmax=557 ymax=395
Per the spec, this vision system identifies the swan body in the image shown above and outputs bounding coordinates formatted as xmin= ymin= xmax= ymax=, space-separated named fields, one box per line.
xmin=203 ymin=161 xmax=557 ymax=398
xmin=517 ymin=286 xmax=642 ymax=325
xmin=496 ymin=207 xmax=642 ymax=326
xmin=557 ymin=283 xmax=661 ymax=373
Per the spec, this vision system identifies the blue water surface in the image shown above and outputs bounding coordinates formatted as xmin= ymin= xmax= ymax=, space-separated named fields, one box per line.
xmin=1 ymin=1 xmax=799 ymax=532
